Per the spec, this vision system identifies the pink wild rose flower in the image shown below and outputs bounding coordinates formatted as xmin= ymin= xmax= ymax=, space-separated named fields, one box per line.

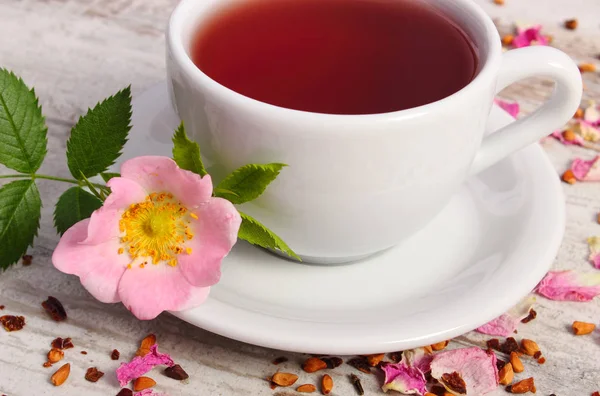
xmin=52 ymin=156 xmax=241 ymax=319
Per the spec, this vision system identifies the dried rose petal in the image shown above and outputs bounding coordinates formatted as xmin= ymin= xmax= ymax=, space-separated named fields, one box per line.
xmin=494 ymin=99 xmax=519 ymax=119
xmin=588 ymin=236 xmax=600 ymax=269
xmin=430 ymin=348 xmax=498 ymax=395
xmin=476 ymin=296 xmax=535 ymax=337
xmin=116 ymin=344 xmax=174 ymax=387
xmin=401 ymin=347 xmax=433 ymax=374
xmin=133 ymin=391 xmax=169 ymax=396
xmin=536 ymin=271 xmax=600 ymax=301
xmin=380 ymin=362 xmax=427 ymax=395
xmin=42 ymin=296 xmax=67 ymax=322
xmin=512 ymin=24 xmax=549 ymax=48
xmin=571 ymin=156 xmax=600 ymax=181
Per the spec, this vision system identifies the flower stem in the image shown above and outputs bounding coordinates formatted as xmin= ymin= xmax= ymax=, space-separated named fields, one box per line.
xmin=0 ymin=173 xmax=108 ymax=189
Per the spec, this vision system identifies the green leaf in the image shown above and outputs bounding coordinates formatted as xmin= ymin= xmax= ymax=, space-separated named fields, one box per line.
xmin=172 ymin=122 xmax=207 ymax=176
xmin=66 ymin=86 xmax=132 ymax=179
xmin=238 ymin=211 xmax=300 ymax=261
xmin=215 ymin=163 xmax=286 ymax=204
xmin=0 ymin=69 xmax=48 ymax=173
xmin=53 ymin=187 xmax=103 ymax=236
xmin=0 ymin=179 xmax=41 ymax=270
xmin=100 ymin=172 xmax=120 ymax=183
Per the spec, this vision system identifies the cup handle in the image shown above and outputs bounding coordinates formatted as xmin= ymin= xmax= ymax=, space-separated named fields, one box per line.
xmin=470 ymin=46 xmax=582 ymax=175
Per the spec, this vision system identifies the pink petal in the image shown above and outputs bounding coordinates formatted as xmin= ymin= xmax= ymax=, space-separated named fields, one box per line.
xmin=135 ymin=391 xmax=169 ymax=396
xmin=571 ymin=156 xmax=600 ymax=181
xmin=381 ymin=362 xmax=427 ymax=395
xmin=476 ymin=314 xmax=519 ymax=337
xmin=551 ymin=130 xmax=583 ymax=146
xmin=52 ymin=219 xmax=128 ymax=303
xmin=476 ymin=296 xmax=535 ymax=337
xmin=117 ymin=263 xmax=210 ymax=320
xmin=588 ymin=236 xmax=600 ymax=269
xmin=178 ymin=197 xmax=241 ymax=287
xmin=401 ymin=348 xmax=433 ymax=374
xmin=513 ymin=25 xmax=548 ymax=48
xmin=536 ymin=271 xmax=600 ymax=301
xmin=103 ymin=177 xmax=148 ymax=211
xmin=494 ymin=99 xmax=519 ymax=119
xmin=430 ymin=348 xmax=499 ymax=395
xmin=116 ymin=344 xmax=174 ymax=387
xmin=83 ymin=208 xmax=121 ymax=245
xmin=120 ymin=156 xmax=213 ymax=208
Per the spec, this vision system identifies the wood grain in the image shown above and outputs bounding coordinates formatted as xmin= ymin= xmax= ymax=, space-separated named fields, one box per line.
xmin=1 ymin=0 xmax=600 ymax=395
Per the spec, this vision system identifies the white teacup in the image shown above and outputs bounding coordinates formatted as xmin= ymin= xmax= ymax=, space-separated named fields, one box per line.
xmin=166 ymin=0 xmax=582 ymax=264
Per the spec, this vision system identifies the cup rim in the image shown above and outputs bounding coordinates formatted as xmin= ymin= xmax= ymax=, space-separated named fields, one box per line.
xmin=167 ymin=0 xmax=501 ymax=121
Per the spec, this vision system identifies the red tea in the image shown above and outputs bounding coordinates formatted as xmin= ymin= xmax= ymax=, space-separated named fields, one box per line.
xmin=191 ymin=0 xmax=478 ymax=115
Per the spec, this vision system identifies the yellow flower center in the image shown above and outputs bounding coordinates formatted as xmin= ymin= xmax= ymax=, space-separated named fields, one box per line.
xmin=118 ymin=192 xmax=195 ymax=267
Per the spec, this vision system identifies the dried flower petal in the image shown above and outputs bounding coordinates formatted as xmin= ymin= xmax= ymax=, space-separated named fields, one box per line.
xmin=587 ymin=236 xmax=600 ymax=269
xmin=476 ymin=296 xmax=535 ymax=337
xmin=400 ymin=347 xmax=434 ymax=374
xmin=381 ymin=362 xmax=427 ymax=395
xmin=571 ymin=156 xmax=600 ymax=181
xmin=116 ymin=344 xmax=174 ymax=387
xmin=574 ymin=121 xmax=600 ymax=142
xmin=494 ymin=99 xmax=520 ymax=119
xmin=133 ymin=390 xmax=169 ymax=396
xmin=536 ymin=271 xmax=600 ymax=302
xmin=430 ymin=348 xmax=499 ymax=395
xmin=584 ymin=101 xmax=600 ymax=125
xmin=512 ymin=24 xmax=549 ymax=48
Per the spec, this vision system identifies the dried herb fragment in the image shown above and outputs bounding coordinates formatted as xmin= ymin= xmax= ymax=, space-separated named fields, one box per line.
xmin=441 ymin=372 xmax=467 ymax=394
xmin=111 ymin=349 xmax=120 ymax=360
xmin=22 ymin=255 xmax=33 ymax=266
xmin=271 ymin=372 xmax=298 ymax=387
xmin=133 ymin=376 xmax=156 ymax=391
xmin=506 ymin=377 xmax=536 ymax=393
xmin=365 ymin=353 xmax=385 ymax=367
xmin=296 ymin=384 xmax=317 ymax=393
xmin=321 ymin=374 xmax=334 ymax=395
xmin=347 ymin=357 xmax=371 ymax=374
xmin=501 ymin=337 xmax=520 ymax=354
xmin=0 ymin=305 xmax=4 ymax=310
xmin=51 ymin=363 xmax=71 ymax=386
xmin=562 ymin=169 xmax=577 ymax=184
xmin=164 ymin=364 xmax=189 ymax=380
xmin=43 ymin=362 xmax=53 ymax=368
xmin=116 ymin=390 xmax=133 ymax=396
xmin=572 ymin=321 xmax=596 ymax=335
xmin=537 ymin=357 xmax=546 ymax=364
xmin=499 ymin=363 xmax=514 ymax=385
xmin=322 ymin=357 xmax=343 ymax=369
xmin=81 ymin=350 xmax=88 ymax=355
xmin=136 ymin=334 xmax=156 ymax=357
xmin=42 ymin=296 xmax=67 ymax=321
xmin=47 ymin=348 xmax=64 ymax=363
xmin=303 ymin=357 xmax=328 ymax=373
xmin=0 ymin=315 xmax=25 ymax=331
xmin=85 ymin=367 xmax=104 ymax=382
xmin=350 ymin=374 xmax=364 ymax=395
xmin=564 ymin=19 xmax=578 ymax=30
xmin=271 ymin=356 xmax=288 ymax=365
xmin=51 ymin=337 xmax=74 ymax=350
xmin=388 ymin=351 xmax=403 ymax=363
xmin=579 ymin=63 xmax=597 ymax=73
xmin=521 ymin=309 xmax=537 ymax=324
xmin=486 ymin=339 xmax=500 ymax=351
xmin=510 ymin=352 xmax=524 ymax=373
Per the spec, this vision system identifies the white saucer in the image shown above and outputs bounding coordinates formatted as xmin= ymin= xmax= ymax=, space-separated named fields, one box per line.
xmin=118 ymin=83 xmax=564 ymax=355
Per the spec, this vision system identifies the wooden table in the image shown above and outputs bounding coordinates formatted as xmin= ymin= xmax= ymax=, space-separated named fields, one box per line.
xmin=1 ymin=1 xmax=599 ymax=395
